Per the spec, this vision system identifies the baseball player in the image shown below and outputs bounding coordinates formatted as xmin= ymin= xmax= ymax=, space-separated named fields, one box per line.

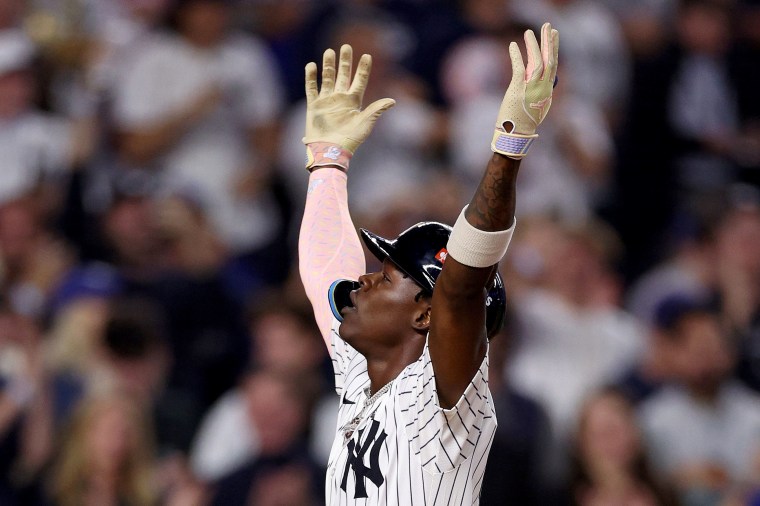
xmin=299 ymin=22 xmax=558 ymax=504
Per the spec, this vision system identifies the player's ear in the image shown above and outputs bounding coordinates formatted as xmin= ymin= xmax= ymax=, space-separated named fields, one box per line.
xmin=412 ymin=304 xmax=431 ymax=332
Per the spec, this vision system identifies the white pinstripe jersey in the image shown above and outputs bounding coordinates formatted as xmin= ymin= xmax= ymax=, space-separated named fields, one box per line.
xmin=325 ymin=317 xmax=497 ymax=505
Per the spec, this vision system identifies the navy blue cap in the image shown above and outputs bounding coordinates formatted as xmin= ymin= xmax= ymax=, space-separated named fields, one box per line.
xmin=51 ymin=263 xmax=123 ymax=312
xmin=653 ymin=294 xmax=715 ymax=331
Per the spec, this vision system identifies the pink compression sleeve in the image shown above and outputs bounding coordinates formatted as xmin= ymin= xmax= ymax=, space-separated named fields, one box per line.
xmin=299 ymin=168 xmax=365 ymax=347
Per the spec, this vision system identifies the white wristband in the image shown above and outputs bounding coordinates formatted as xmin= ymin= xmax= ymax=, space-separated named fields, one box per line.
xmin=446 ymin=206 xmax=515 ymax=268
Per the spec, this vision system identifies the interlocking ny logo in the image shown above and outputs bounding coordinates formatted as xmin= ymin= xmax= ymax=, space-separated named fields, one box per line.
xmin=341 ymin=419 xmax=387 ymax=498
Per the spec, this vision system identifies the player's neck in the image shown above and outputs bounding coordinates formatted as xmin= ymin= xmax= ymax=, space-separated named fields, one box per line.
xmin=366 ymin=337 xmax=425 ymax=394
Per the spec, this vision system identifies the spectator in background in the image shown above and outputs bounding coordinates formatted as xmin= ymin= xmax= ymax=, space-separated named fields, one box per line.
xmin=506 ymin=218 xmax=644 ymax=486
xmin=438 ymin=0 xmax=517 ymax=108
xmin=0 ymin=30 xmax=95 ymax=215
xmin=49 ymin=393 xmax=157 ymax=506
xmin=191 ymin=294 xmax=325 ymax=481
xmin=625 ymin=216 xmax=715 ymax=328
xmin=567 ymin=388 xmax=677 ymax=506
xmin=614 ymin=298 xmax=689 ymax=405
xmin=511 ymin=0 xmax=630 ymax=125
xmin=639 ymin=296 xmax=760 ymax=505
xmin=96 ymin=298 xmax=173 ymax=440
xmin=50 ymin=188 xmax=249 ymax=453
xmin=242 ymin=0 xmax=320 ymax=105
xmin=21 ymin=0 xmax=171 ymax=117
xmin=209 ymin=368 xmax=323 ymax=505
xmin=0 ymin=305 xmax=53 ymax=506
xmin=104 ymin=190 xmax=249 ymax=452
xmin=712 ymin=198 xmax=760 ymax=393
xmin=45 ymin=263 xmax=121 ymax=420
xmin=20 ymin=0 xmax=173 ymax=254
xmin=111 ymin=0 xmax=287 ymax=285
xmin=612 ymin=0 xmax=745 ymax=280
xmin=409 ymin=0 xmax=515 ymax=106
xmin=667 ymin=0 xmax=741 ymax=222
xmin=0 ymin=197 xmax=74 ymax=320
xmin=602 ymin=0 xmax=676 ymax=59
xmin=81 ymin=0 xmax=173 ymax=102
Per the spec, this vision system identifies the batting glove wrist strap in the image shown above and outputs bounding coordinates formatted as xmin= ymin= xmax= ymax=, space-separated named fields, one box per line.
xmin=306 ymin=142 xmax=352 ymax=171
xmin=447 ymin=206 xmax=515 ymax=268
xmin=491 ymin=131 xmax=538 ymax=159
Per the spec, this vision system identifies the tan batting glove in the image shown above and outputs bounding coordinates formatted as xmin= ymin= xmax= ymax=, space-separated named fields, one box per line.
xmin=303 ymin=44 xmax=396 ymax=171
xmin=492 ymin=22 xmax=559 ymax=159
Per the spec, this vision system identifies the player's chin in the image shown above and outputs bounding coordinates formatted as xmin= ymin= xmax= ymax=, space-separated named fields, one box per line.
xmin=337 ymin=314 xmax=360 ymax=343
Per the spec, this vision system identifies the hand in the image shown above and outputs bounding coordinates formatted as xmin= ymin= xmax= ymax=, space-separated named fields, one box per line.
xmin=492 ymin=22 xmax=559 ymax=159
xmin=303 ymin=44 xmax=395 ymax=168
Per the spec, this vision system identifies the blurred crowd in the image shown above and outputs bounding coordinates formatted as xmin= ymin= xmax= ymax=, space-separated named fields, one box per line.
xmin=0 ymin=0 xmax=758 ymax=504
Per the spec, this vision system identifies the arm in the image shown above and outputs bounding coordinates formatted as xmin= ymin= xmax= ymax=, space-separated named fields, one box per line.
xmin=430 ymin=23 xmax=559 ymax=407
xmin=299 ymin=168 xmax=365 ymax=343
xmin=298 ymin=45 xmax=395 ymax=345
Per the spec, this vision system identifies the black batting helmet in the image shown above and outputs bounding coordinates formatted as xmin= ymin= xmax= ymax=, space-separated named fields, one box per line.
xmin=328 ymin=222 xmax=507 ymax=338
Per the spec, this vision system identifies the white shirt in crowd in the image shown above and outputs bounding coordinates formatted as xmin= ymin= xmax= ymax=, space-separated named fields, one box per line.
xmin=0 ymin=111 xmax=73 ymax=204
xmin=507 ymin=288 xmax=644 ymax=439
xmin=512 ymin=0 xmax=630 ymax=115
xmin=189 ymin=389 xmax=257 ymax=482
xmin=113 ymin=31 xmax=284 ymax=252
xmin=639 ymin=381 xmax=760 ymax=484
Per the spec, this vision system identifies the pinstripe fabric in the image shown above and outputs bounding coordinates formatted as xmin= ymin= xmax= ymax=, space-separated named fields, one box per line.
xmin=326 ymin=318 xmax=497 ymax=505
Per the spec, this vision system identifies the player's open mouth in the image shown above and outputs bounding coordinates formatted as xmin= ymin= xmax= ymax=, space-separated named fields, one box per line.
xmin=342 ymin=291 xmax=358 ymax=314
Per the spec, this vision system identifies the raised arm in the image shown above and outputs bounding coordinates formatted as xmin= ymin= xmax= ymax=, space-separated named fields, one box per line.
xmin=429 ymin=23 xmax=559 ymax=407
xmin=298 ymin=45 xmax=395 ymax=344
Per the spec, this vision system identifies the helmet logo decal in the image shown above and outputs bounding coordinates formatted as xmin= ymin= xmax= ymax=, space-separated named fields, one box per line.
xmin=435 ymin=248 xmax=448 ymax=264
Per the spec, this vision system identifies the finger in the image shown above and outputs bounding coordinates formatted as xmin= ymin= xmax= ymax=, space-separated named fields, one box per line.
xmin=305 ymin=62 xmax=318 ymax=104
xmin=508 ymin=41 xmax=525 ymax=84
xmin=524 ymin=29 xmax=542 ymax=82
xmin=549 ymin=28 xmax=559 ymax=84
xmin=357 ymin=97 xmax=396 ymax=124
xmin=320 ymin=48 xmax=336 ymax=96
xmin=540 ymin=22 xmax=551 ymax=80
xmin=349 ymin=53 xmax=372 ymax=102
xmin=335 ymin=44 xmax=353 ymax=93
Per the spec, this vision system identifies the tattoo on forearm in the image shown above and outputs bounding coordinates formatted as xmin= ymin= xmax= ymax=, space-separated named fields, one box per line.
xmin=466 ymin=154 xmax=519 ymax=231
